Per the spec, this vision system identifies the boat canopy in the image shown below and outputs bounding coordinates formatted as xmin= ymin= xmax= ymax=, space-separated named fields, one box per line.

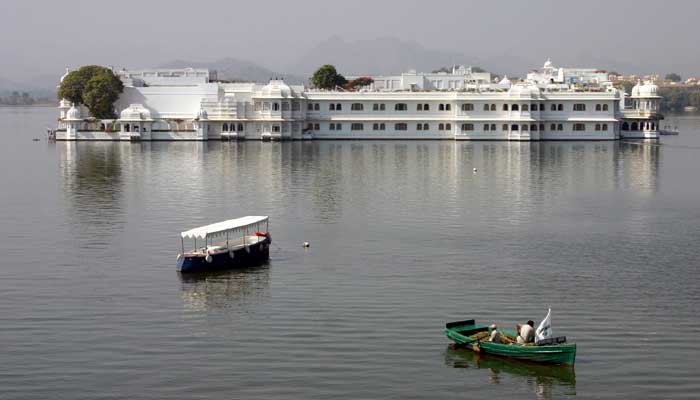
xmin=180 ymin=216 xmax=268 ymax=240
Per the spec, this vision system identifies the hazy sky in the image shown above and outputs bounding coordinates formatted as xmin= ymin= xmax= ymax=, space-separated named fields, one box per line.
xmin=1 ymin=0 xmax=699 ymax=82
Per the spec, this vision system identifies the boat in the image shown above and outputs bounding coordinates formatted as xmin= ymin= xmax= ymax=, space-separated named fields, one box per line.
xmin=445 ymin=319 xmax=576 ymax=365
xmin=659 ymin=125 xmax=679 ymax=135
xmin=177 ymin=216 xmax=271 ymax=273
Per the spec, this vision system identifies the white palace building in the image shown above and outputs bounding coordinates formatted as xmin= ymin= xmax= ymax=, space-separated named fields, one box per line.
xmin=55 ymin=60 xmax=662 ymax=141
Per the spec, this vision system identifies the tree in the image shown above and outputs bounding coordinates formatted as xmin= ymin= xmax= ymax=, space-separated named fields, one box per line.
xmin=311 ymin=65 xmax=346 ymax=89
xmin=665 ymin=73 xmax=681 ymax=82
xmin=57 ymin=65 xmax=123 ymax=118
xmin=345 ymin=77 xmax=374 ymax=91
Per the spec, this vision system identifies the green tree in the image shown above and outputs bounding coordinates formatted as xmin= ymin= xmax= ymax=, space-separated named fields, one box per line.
xmin=665 ymin=73 xmax=681 ymax=82
xmin=311 ymin=65 xmax=346 ymax=89
xmin=57 ymin=65 xmax=123 ymax=118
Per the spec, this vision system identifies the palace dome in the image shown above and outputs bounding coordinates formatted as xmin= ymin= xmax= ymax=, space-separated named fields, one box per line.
xmin=543 ymin=58 xmax=553 ymax=69
xmin=120 ymin=104 xmax=152 ymax=120
xmin=260 ymin=79 xmax=293 ymax=97
xmin=631 ymin=81 xmax=658 ymax=97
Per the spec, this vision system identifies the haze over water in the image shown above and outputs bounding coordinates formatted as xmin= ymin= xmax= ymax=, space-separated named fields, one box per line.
xmin=1 ymin=107 xmax=699 ymax=399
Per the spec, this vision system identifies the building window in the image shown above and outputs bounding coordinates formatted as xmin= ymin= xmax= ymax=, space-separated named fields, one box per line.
xmin=238 ymin=123 xmax=244 ymax=131
xmin=522 ymin=104 xmax=529 ymax=111
xmin=223 ymin=123 xmax=229 ymax=132
xmin=491 ymin=124 xmax=496 ymax=131
xmin=380 ymin=104 xmax=386 ymax=111
xmin=539 ymin=104 xmax=545 ymax=111
xmin=512 ymin=104 xmax=520 ymax=111
xmin=557 ymin=123 xmax=563 ymax=131
xmin=503 ymin=104 xmax=509 ymax=111
xmin=439 ymin=104 xmax=445 ymax=111
xmin=329 ymin=123 xmax=335 ymax=130
xmin=502 ymin=124 xmax=508 ymax=131
xmin=417 ymin=123 xmax=423 ymax=130
xmin=490 ymin=104 xmax=496 ymax=111
xmin=550 ymin=123 xmax=556 ymax=131
xmin=380 ymin=123 xmax=386 ymax=130
xmin=438 ymin=123 xmax=445 ymax=130
xmin=314 ymin=104 xmax=320 ymax=111
xmin=423 ymin=123 xmax=429 ymax=130
xmin=461 ymin=123 xmax=474 ymax=131
xmin=272 ymin=125 xmax=281 ymax=132
xmin=395 ymin=103 xmax=407 ymax=111
xmin=282 ymin=102 xmax=289 ymax=111
xmin=574 ymin=123 xmax=586 ymax=131
xmin=530 ymin=124 xmax=537 ymax=131
xmin=125 ymin=124 xmax=130 ymax=132
xmin=462 ymin=103 xmax=474 ymax=111
xmin=423 ymin=104 xmax=430 ymax=111
xmin=417 ymin=104 xmax=423 ymax=111
xmin=595 ymin=123 xmax=601 ymax=131
xmin=511 ymin=124 xmax=519 ymax=131
xmin=522 ymin=124 xmax=528 ymax=131
xmin=335 ymin=103 xmax=342 ymax=111
xmin=351 ymin=123 xmax=364 ymax=131
xmin=631 ymin=122 xmax=638 ymax=130
xmin=603 ymin=104 xmax=609 ymax=111
xmin=573 ymin=104 xmax=586 ymax=111
xmin=373 ymin=103 xmax=379 ymax=111
xmin=292 ymin=101 xmax=300 ymax=111
xmin=539 ymin=123 xmax=544 ymax=131
xmin=595 ymin=104 xmax=602 ymax=111
xmin=351 ymin=103 xmax=364 ymax=111
xmin=445 ymin=123 xmax=451 ymax=130
xmin=557 ymin=104 xmax=563 ymax=111
xmin=329 ymin=104 xmax=336 ymax=111
xmin=531 ymin=103 xmax=537 ymax=111
xmin=307 ymin=123 xmax=313 ymax=130
xmin=484 ymin=124 xmax=490 ymax=131
xmin=307 ymin=103 xmax=313 ymax=111
xmin=373 ymin=123 xmax=379 ymax=130
xmin=263 ymin=102 xmax=271 ymax=111
xmin=551 ymin=104 xmax=557 ymax=111
xmin=395 ymin=123 xmax=407 ymax=131
xmin=445 ymin=104 xmax=451 ymax=111
xmin=483 ymin=104 xmax=490 ymax=111
xmin=314 ymin=123 xmax=320 ymax=130
xmin=602 ymin=123 xmax=608 ymax=131
xmin=273 ymin=103 xmax=280 ymax=111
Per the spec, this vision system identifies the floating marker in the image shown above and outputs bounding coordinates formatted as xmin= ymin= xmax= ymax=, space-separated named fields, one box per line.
xmin=303 ymin=242 xmax=310 ymax=248
xmin=473 ymin=168 xmax=478 ymax=173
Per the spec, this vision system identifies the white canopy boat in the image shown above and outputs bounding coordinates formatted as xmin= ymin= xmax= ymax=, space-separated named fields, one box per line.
xmin=177 ymin=216 xmax=271 ymax=273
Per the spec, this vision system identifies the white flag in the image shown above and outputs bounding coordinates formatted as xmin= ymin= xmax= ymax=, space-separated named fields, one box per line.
xmin=536 ymin=308 xmax=553 ymax=342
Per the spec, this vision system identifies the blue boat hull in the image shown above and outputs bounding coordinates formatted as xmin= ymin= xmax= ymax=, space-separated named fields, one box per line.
xmin=177 ymin=236 xmax=271 ymax=273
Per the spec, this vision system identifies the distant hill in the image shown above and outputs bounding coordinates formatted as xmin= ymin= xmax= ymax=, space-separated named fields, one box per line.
xmin=159 ymin=57 xmax=304 ymax=84
xmin=287 ymin=36 xmax=482 ymax=77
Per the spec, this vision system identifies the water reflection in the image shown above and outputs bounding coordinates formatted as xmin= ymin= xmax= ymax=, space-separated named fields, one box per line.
xmin=178 ymin=264 xmax=271 ymax=311
xmin=444 ymin=345 xmax=576 ymax=399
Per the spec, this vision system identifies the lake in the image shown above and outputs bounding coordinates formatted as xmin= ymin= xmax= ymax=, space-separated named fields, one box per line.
xmin=1 ymin=107 xmax=699 ymax=399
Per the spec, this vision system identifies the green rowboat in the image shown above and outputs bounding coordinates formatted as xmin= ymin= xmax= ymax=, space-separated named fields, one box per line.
xmin=445 ymin=319 xmax=576 ymax=365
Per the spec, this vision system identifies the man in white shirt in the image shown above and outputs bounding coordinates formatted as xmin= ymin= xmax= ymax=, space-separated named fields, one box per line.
xmin=517 ymin=320 xmax=535 ymax=344
xmin=489 ymin=324 xmax=501 ymax=343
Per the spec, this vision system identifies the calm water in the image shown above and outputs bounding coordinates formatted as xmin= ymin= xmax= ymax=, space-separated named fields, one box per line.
xmin=1 ymin=107 xmax=699 ymax=399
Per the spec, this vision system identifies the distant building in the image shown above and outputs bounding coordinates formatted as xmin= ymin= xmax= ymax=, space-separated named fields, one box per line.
xmin=527 ymin=59 xmax=609 ymax=85
xmin=350 ymin=65 xmax=492 ymax=91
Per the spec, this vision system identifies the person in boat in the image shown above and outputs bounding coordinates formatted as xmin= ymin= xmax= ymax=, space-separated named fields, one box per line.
xmin=516 ymin=320 xmax=535 ymax=344
xmin=489 ymin=324 xmax=502 ymax=343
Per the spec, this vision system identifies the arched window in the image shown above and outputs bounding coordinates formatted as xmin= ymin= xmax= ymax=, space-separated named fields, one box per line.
xmin=380 ymin=104 xmax=386 ymax=111
xmin=307 ymin=103 xmax=314 ymax=111
xmin=438 ymin=123 xmax=445 ymax=130
xmin=445 ymin=104 xmax=451 ymax=111
xmin=551 ymin=104 xmax=557 ymax=111
xmin=631 ymin=122 xmax=638 ymax=131
xmin=502 ymin=124 xmax=508 ymax=131
xmin=461 ymin=123 xmax=474 ymax=131
xmin=491 ymin=124 xmax=496 ymax=131
xmin=125 ymin=124 xmax=130 ymax=132
xmin=417 ymin=123 xmax=423 ymax=130
xmin=439 ymin=104 xmax=445 ymax=111
xmin=550 ymin=123 xmax=556 ymax=131
xmin=602 ymin=124 xmax=608 ymax=131
xmin=423 ymin=104 xmax=429 ymax=111
xmin=417 ymin=104 xmax=423 ymax=111
xmin=557 ymin=104 xmax=563 ymax=111
xmin=603 ymin=104 xmax=609 ymax=111
xmin=512 ymin=104 xmax=519 ymax=111
xmin=329 ymin=123 xmax=336 ymax=131
xmin=462 ymin=103 xmax=474 ymax=111
xmin=336 ymin=123 xmax=342 ymax=130
xmin=445 ymin=123 xmax=451 ymax=130
xmin=238 ymin=123 xmax=244 ymax=132
xmin=395 ymin=103 xmax=407 ymax=111
xmin=595 ymin=123 xmax=601 ymax=131
xmin=622 ymin=122 xmax=629 ymax=131
xmin=223 ymin=123 xmax=229 ymax=132
xmin=335 ymin=103 xmax=342 ymax=111
xmin=373 ymin=123 xmax=379 ymax=131
xmin=531 ymin=124 xmax=537 ymax=131
xmin=557 ymin=123 xmax=563 ymax=131
xmin=540 ymin=104 xmax=545 ymax=111
xmin=521 ymin=124 xmax=528 ymax=131
xmin=595 ymin=104 xmax=602 ymax=111
xmin=511 ymin=124 xmax=519 ymax=131
xmin=651 ymin=122 xmax=655 ymax=130
xmin=351 ymin=103 xmax=364 ymax=111
xmin=272 ymin=125 xmax=281 ymax=132
xmin=522 ymin=104 xmax=529 ymax=111
xmin=314 ymin=104 xmax=320 ymax=111
xmin=380 ymin=123 xmax=386 ymax=130
xmin=423 ymin=123 xmax=429 ymax=130
xmin=329 ymin=104 xmax=335 ymax=111
xmin=503 ymin=104 xmax=509 ymax=111
xmin=490 ymin=104 xmax=496 ymax=111
xmin=273 ymin=103 xmax=280 ymax=111
xmin=483 ymin=104 xmax=490 ymax=111
xmin=395 ymin=123 xmax=407 ymax=131
xmin=484 ymin=124 xmax=490 ymax=131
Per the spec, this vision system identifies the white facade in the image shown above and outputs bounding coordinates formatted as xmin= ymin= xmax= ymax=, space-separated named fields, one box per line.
xmin=55 ymin=64 xmax=662 ymax=142
xmin=527 ymin=59 xmax=610 ymax=86
xmin=354 ymin=65 xmax=492 ymax=91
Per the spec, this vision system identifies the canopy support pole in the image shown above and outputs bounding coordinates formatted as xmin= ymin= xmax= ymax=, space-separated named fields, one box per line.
xmin=181 ymin=237 xmax=184 ymax=253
